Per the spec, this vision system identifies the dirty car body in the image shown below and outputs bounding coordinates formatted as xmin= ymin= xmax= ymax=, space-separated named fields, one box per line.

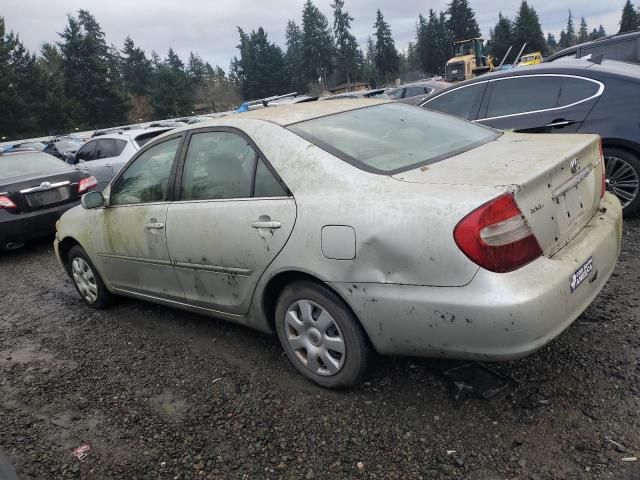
xmin=54 ymin=100 xmax=622 ymax=387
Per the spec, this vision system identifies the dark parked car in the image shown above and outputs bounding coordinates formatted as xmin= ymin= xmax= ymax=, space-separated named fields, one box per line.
xmin=545 ymin=29 xmax=640 ymax=64
xmin=385 ymin=81 xmax=450 ymax=105
xmin=0 ymin=150 xmax=96 ymax=251
xmin=420 ymin=59 xmax=640 ymax=215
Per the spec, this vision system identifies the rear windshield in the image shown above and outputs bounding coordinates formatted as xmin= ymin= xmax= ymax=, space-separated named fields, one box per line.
xmin=135 ymin=129 xmax=171 ymax=147
xmin=288 ymin=103 xmax=499 ymax=174
xmin=0 ymin=153 xmax=70 ymax=180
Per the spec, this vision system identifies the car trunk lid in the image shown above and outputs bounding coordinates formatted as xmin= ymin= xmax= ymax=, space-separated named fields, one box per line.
xmin=392 ymin=132 xmax=604 ymax=257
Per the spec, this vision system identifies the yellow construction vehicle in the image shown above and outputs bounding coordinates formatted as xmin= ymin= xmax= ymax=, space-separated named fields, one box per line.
xmin=518 ymin=51 xmax=543 ymax=66
xmin=444 ymin=38 xmax=494 ymax=82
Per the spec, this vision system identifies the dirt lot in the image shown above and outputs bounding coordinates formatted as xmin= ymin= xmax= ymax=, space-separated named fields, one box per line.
xmin=1 ymin=219 xmax=639 ymax=480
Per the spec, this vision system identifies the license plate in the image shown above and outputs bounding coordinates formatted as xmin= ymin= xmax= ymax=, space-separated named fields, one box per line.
xmin=570 ymin=257 xmax=593 ymax=293
xmin=26 ymin=187 xmax=69 ymax=207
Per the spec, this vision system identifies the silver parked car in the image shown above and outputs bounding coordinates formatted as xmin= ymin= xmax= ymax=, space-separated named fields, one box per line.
xmin=54 ymin=100 xmax=622 ymax=388
xmin=73 ymin=127 xmax=173 ymax=191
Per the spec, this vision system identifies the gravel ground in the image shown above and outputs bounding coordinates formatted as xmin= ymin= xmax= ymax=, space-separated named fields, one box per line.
xmin=0 ymin=218 xmax=639 ymax=480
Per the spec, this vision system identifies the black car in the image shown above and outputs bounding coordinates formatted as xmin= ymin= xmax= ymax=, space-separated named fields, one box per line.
xmin=0 ymin=151 xmax=96 ymax=250
xmin=544 ymin=29 xmax=640 ymax=64
xmin=420 ymin=59 xmax=640 ymax=215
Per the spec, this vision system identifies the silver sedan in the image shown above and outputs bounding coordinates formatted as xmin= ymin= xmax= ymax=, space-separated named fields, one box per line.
xmin=54 ymin=100 xmax=622 ymax=388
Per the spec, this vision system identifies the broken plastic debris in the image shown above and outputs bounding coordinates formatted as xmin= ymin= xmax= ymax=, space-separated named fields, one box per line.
xmin=446 ymin=450 xmax=456 ymax=455
xmin=441 ymin=362 xmax=512 ymax=402
xmin=516 ymin=392 xmax=551 ymax=409
xmin=356 ymin=462 xmax=364 ymax=470
xmin=72 ymin=444 xmax=91 ymax=461
xmin=622 ymin=457 xmax=638 ymax=462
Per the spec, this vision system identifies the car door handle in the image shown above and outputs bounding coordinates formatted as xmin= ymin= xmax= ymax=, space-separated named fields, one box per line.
xmin=545 ymin=120 xmax=574 ymax=128
xmin=145 ymin=222 xmax=164 ymax=230
xmin=251 ymin=221 xmax=281 ymax=229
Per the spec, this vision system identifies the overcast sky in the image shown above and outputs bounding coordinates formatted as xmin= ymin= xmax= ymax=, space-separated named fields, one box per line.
xmin=3 ymin=0 xmax=625 ymax=69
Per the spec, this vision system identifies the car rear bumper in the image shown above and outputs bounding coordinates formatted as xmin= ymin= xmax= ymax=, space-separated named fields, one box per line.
xmin=0 ymin=201 xmax=79 ymax=246
xmin=331 ymin=193 xmax=623 ymax=360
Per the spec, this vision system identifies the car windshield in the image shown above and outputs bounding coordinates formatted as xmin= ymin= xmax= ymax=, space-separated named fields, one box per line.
xmin=0 ymin=153 xmax=69 ymax=180
xmin=288 ymin=103 xmax=499 ymax=174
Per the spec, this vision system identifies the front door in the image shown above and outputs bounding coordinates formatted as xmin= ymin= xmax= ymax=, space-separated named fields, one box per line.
xmin=165 ymin=129 xmax=296 ymax=314
xmin=90 ymin=135 xmax=185 ymax=300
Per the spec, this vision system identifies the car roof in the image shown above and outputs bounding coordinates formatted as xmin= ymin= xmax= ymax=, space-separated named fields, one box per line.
xmin=545 ymin=29 xmax=640 ymax=61
xmin=92 ymin=127 xmax=172 ymax=141
xmin=231 ymin=98 xmax=389 ymax=126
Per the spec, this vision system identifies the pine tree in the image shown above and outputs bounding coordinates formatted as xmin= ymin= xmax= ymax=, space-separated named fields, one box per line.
xmin=373 ymin=9 xmax=400 ymax=84
xmin=619 ymin=0 xmax=640 ymax=33
xmin=546 ymin=33 xmax=557 ymax=49
xmin=34 ymin=43 xmax=70 ymax=133
xmin=488 ymin=13 xmax=514 ymax=65
xmin=121 ymin=36 xmax=152 ymax=97
xmin=285 ymin=21 xmax=306 ymax=92
xmin=598 ymin=24 xmax=607 ymax=38
xmin=301 ymin=0 xmax=334 ymax=90
xmin=578 ymin=17 xmax=589 ymax=44
xmin=513 ymin=1 xmax=547 ymax=55
xmin=406 ymin=41 xmax=420 ymax=71
xmin=560 ymin=10 xmax=576 ymax=48
xmin=151 ymin=48 xmax=193 ymax=117
xmin=187 ymin=52 xmax=207 ymax=84
xmin=58 ymin=10 xmax=126 ymax=129
xmin=446 ymin=0 xmax=481 ymax=42
xmin=332 ymin=0 xmax=361 ymax=85
xmin=435 ymin=11 xmax=454 ymax=75
xmin=362 ymin=36 xmax=378 ymax=86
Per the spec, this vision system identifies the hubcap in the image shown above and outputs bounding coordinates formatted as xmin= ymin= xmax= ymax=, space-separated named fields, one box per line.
xmin=284 ymin=299 xmax=346 ymax=376
xmin=604 ymin=155 xmax=639 ymax=208
xmin=71 ymin=257 xmax=98 ymax=303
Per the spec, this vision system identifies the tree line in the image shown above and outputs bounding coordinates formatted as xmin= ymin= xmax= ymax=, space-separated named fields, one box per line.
xmin=1 ymin=0 xmax=639 ymax=139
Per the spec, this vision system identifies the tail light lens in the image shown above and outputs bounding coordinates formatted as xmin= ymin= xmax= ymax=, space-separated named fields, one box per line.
xmin=453 ymin=193 xmax=542 ymax=273
xmin=0 ymin=195 xmax=17 ymax=209
xmin=598 ymin=140 xmax=606 ymax=199
xmin=78 ymin=176 xmax=97 ymax=194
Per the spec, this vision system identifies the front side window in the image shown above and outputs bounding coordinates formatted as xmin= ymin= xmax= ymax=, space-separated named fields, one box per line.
xmin=289 ymin=103 xmax=498 ymax=174
xmin=424 ymin=83 xmax=485 ymax=120
xmin=180 ymin=132 xmax=256 ymax=200
xmin=486 ymin=76 xmax=563 ymax=118
xmin=110 ymin=137 xmax=181 ymax=206
xmin=76 ymin=141 xmax=96 ymax=162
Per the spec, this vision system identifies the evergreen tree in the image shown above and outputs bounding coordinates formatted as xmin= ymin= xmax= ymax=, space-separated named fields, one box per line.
xmin=546 ymin=33 xmax=557 ymax=49
xmin=362 ymin=36 xmax=378 ymax=86
xmin=406 ymin=41 xmax=420 ymax=71
xmin=332 ymin=0 xmax=361 ymax=85
xmin=151 ymin=48 xmax=193 ymax=117
xmin=121 ymin=36 xmax=152 ymax=97
xmin=34 ymin=43 xmax=70 ymax=133
xmin=513 ymin=1 xmax=547 ymax=54
xmin=488 ymin=13 xmax=514 ymax=64
xmin=578 ymin=17 xmax=589 ymax=44
xmin=233 ymin=27 xmax=288 ymax=99
xmin=446 ymin=0 xmax=481 ymax=42
xmin=187 ymin=52 xmax=207 ymax=84
xmin=301 ymin=0 xmax=334 ymax=89
xmin=619 ymin=0 xmax=640 ymax=33
xmin=373 ymin=9 xmax=400 ymax=83
xmin=58 ymin=10 xmax=126 ymax=128
xmin=598 ymin=24 xmax=607 ymax=38
xmin=560 ymin=10 xmax=576 ymax=48
xmin=285 ymin=21 xmax=306 ymax=92
xmin=435 ymin=11 xmax=453 ymax=75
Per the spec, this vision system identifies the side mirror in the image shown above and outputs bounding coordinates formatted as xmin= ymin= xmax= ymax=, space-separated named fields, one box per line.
xmin=81 ymin=191 xmax=105 ymax=209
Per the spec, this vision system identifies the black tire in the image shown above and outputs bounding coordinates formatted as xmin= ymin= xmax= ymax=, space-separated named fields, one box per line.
xmin=603 ymin=147 xmax=640 ymax=217
xmin=275 ymin=281 xmax=372 ymax=389
xmin=67 ymin=245 xmax=114 ymax=309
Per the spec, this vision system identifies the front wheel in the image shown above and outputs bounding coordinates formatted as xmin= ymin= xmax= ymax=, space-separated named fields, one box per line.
xmin=67 ymin=245 xmax=114 ymax=309
xmin=603 ymin=147 xmax=640 ymax=216
xmin=275 ymin=281 xmax=372 ymax=389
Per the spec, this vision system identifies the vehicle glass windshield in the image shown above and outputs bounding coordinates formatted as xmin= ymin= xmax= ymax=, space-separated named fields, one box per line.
xmin=288 ymin=103 xmax=498 ymax=174
xmin=0 ymin=153 xmax=69 ymax=179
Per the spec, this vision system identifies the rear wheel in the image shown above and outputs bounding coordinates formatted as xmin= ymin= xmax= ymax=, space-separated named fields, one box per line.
xmin=275 ymin=281 xmax=371 ymax=389
xmin=67 ymin=245 xmax=114 ymax=309
xmin=603 ymin=147 xmax=640 ymax=216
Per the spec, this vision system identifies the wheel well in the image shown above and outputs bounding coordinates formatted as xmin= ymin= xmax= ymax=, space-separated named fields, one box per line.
xmin=262 ymin=271 xmax=366 ymax=337
xmin=602 ymin=140 xmax=640 ymax=159
xmin=57 ymin=237 xmax=81 ymax=274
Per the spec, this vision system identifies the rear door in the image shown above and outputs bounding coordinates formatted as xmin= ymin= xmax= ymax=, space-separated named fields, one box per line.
xmin=421 ymin=82 xmax=488 ymax=120
xmin=477 ymin=75 xmax=603 ymax=133
xmin=165 ymin=128 xmax=296 ymax=315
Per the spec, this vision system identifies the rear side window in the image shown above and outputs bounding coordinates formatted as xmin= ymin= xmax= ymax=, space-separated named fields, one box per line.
xmin=96 ymin=139 xmax=116 ymax=159
xmin=558 ymin=77 xmax=600 ymax=106
xmin=425 ymin=84 xmax=485 ymax=120
xmin=254 ymin=158 xmax=287 ymax=197
xmin=114 ymin=139 xmax=127 ymax=156
xmin=486 ymin=77 xmax=563 ymax=118
xmin=75 ymin=141 xmax=96 ymax=161
xmin=405 ymin=86 xmax=427 ymax=97
xmin=289 ymin=103 xmax=499 ymax=174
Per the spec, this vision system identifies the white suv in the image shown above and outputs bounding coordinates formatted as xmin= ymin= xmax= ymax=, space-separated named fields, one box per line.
xmin=73 ymin=127 xmax=173 ymax=191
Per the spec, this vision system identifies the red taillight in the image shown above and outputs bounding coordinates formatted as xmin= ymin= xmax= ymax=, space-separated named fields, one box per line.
xmin=598 ymin=140 xmax=606 ymax=199
xmin=0 ymin=195 xmax=17 ymax=209
xmin=78 ymin=176 xmax=97 ymax=194
xmin=453 ymin=193 xmax=543 ymax=273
